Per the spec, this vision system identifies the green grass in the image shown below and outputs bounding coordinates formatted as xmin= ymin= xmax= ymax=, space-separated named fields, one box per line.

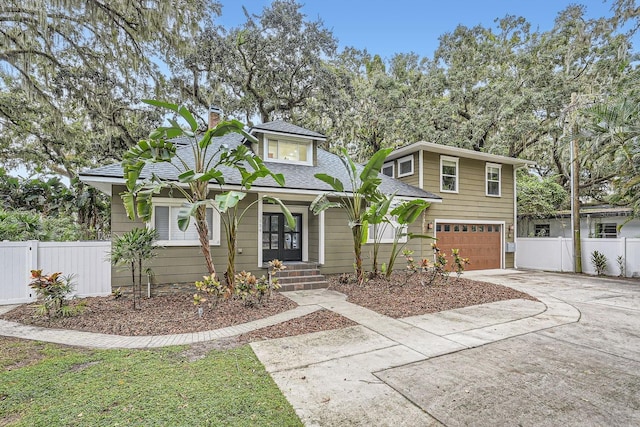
xmin=0 ymin=337 xmax=301 ymax=426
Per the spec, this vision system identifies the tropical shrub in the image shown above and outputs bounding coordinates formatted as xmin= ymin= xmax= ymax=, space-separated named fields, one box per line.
xmin=311 ymin=147 xmax=392 ymax=284
xmin=591 ymin=250 xmax=608 ymax=276
xmin=450 ymin=248 xmax=470 ymax=280
xmin=28 ymin=270 xmax=82 ymax=318
xmin=110 ymin=227 xmax=159 ymax=309
xmin=233 ymin=260 xmax=286 ymax=307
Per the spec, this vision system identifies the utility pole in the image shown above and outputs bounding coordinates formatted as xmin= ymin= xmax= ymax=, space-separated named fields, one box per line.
xmin=570 ymin=92 xmax=582 ymax=273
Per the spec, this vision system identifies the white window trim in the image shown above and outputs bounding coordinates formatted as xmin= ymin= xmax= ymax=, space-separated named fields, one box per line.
xmin=149 ymin=198 xmax=220 ymax=247
xmin=366 ymin=217 xmax=408 ymax=244
xmin=486 ymin=162 xmax=502 ymax=197
xmin=396 ymin=155 xmax=414 ymax=178
xmin=382 ymin=162 xmax=395 ymax=178
xmin=264 ymin=137 xmax=313 ymax=166
xmin=440 ymin=155 xmax=459 ymax=193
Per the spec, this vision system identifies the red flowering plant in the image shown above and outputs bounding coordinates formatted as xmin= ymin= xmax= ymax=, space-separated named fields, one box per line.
xmin=28 ymin=270 xmax=80 ymax=317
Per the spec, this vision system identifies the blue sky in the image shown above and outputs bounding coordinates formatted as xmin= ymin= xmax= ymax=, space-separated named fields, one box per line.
xmin=215 ymin=0 xmax=622 ymax=59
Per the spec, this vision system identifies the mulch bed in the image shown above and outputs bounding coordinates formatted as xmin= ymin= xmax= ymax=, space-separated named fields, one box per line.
xmin=1 ymin=273 xmax=536 ymax=341
xmin=329 ymin=272 xmax=538 ymax=318
xmin=1 ymin=294 xmax=297 ymax=336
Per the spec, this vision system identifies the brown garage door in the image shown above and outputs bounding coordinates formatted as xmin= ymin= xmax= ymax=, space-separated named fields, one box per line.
xmin=435 ymin=223 xmax=502 ymax=270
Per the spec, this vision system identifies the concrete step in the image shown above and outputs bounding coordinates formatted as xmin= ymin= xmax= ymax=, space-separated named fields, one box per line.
xmin=276 ymin=269 xmax=322 ymax=278
xmin=277 ymin=274 xmax=326 ymax=285
xmin=279 ymin=281 xmax=329 ymax=292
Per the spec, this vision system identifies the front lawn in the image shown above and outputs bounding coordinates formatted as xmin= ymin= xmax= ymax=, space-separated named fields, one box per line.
xmin=0 ymin=337 xmax=301 ymax=426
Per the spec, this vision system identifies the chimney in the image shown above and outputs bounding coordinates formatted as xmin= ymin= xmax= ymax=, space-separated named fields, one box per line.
xmin=208 ymin=105 xmax=223 ymax=129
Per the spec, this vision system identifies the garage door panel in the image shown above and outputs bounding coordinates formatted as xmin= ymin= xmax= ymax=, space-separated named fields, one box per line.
xmin=436 ymin=223 xmax=501 ymax=271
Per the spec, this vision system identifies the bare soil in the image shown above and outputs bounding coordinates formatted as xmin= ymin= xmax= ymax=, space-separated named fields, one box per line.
xmin=1 ymin=273 xmax=536 ymax=344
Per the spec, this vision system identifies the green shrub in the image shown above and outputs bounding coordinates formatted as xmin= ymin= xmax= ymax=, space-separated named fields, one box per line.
xmin=591 ymin=250 xmax=608 ymax=276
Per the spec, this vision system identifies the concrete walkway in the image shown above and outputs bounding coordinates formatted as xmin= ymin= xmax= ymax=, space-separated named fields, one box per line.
xmin=251 ymin=270 xmax=640 ymax=426
xmin=251 ymin=272 xmax=580 ymax=426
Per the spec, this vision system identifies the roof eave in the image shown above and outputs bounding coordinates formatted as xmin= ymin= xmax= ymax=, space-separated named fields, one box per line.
xmin=387 ymin=141 xmax=536 ymax=167
xmin=250 ymin=128 xmax=326 ymax=141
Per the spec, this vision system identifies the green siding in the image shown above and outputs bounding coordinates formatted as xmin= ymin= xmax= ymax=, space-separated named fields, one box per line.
xmin=319 ymin=207 xmax=424 ymax=275
xmin=397 ymin=150 xmax=517 ymax=268
xmin=396 ymin=152 xmax=420 ymax=187
xmin=111 ymin=186 xmax=261 ymax=288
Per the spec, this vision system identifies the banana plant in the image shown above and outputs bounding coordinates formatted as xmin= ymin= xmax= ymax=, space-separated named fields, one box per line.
xmin=311 ymin=147 xmax=392 ymax=284
xmin=121 ymin=100 xmax=293 ymax=290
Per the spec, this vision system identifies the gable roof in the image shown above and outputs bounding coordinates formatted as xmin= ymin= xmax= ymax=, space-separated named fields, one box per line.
xmin=80 ymin=124 xmax=440 ymax=201
xmin=386 ymin=141 xmax=536 ymax=167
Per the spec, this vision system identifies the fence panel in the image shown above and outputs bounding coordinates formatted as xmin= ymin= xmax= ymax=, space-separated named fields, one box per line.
xmin=626 ymin=239 xmax=640 ymax=278
xmin=38 ymin=242 xmax=112 ymax=297
xmin=0 ymin=241 xmax=111 ymax=305
xmin=0 ymin=242 xmax=36 ymax=304
xmin=517 ymin=237 xmax=640 ymax=278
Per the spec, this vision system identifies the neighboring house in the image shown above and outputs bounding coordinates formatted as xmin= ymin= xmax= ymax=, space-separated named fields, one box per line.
xmin=384 ymin=142 xmax=535 ymax=270
xmin=80 ymin=116 xmax=441 ymax=291
xmin=519 ymin=205 xmax=640 ymax=239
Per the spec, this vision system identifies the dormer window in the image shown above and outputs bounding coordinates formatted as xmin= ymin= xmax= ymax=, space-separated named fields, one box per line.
xmin=265 ymin=138 xmax=312 ymax=165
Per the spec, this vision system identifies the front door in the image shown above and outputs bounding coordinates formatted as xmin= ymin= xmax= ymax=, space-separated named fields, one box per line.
xmin=262 ymin=213 xmax=303 ymax=262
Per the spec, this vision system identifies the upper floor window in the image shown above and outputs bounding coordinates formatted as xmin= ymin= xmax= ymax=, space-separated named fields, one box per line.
xmin=486 ymin=163 xmax=502 ymax=197
xmin=396 ymin=155 xmax=414 ymax=178
xmin=382 ymin=162 xmax=394 ymax=177
xmin=151 ymin=199 xmax=220 ymax=246
xmin=595 ymin=223 xmax=617 ymax=238
xmin=440 ymin=156 xmax=459 ymax=193
xmin=266 ymin=139 xmax=312 ymax=165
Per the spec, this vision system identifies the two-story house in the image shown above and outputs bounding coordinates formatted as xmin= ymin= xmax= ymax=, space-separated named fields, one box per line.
xmin=81 ymin=115 xmax=441 ymax=292
xmin=383 ymin=142 xmax=534 ymax=270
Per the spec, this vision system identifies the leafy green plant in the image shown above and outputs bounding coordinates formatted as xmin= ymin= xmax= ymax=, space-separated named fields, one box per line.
xmin=121 ymin=100 xmax=292 ymax=291
xmin=450 ymin=248 xmax=470 ymax=280
xmin=617 ymin=255 xmax=625 ymax=277
xmin=233 ymin=260 xmax=286 ymax=307
xmin=366 ymin=193 xmax=431 ymax=279
xmin=403 ymin=249 xmax=418 ymax=273
xmin=432 ymin=243 xmax=449 ymax=282
xmin=28 ymin=270 xmax=81 ymax=318
xmin=311 ymin=147 xmax=392 ymax=284
xmin=194 ymin=275 xmax=227 ymax=308
xmin=591 ymin=250 xmax=608 ymax=276
xmin=110 ymin=227 xmax=159 ymax=309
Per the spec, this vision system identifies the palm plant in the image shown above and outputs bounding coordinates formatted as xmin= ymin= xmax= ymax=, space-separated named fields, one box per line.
xmin=110 ymin=227 xmax=159 ymax=309
xmin=311 ymin=147 xmax=392 ymax=284
xmin=121 ymin=100 xmax=292 ymax=292
xmin=586 ymin=99 xmax=640 ymax=220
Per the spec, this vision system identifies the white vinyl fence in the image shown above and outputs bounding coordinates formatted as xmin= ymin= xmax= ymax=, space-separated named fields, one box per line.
xmin=516 ymin=237 xmax=640 ymax=278
xmin=0 ymin=241 xmax=111 ymax=305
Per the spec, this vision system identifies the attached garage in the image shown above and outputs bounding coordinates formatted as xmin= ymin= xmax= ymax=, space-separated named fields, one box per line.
xmin=435 ymin=222 xmax=503 ymax=270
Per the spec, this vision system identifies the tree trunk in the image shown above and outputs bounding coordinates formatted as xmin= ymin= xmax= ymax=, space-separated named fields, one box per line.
xmin=195 ymin=205 xmax=216 ymax=277
xmin=353 ymin=225 xmax=364 ymax=285
xmin=226 ymin=219 xmax=237 ymax=291
xmin=130 ymin=260 xmax=137 ymax=309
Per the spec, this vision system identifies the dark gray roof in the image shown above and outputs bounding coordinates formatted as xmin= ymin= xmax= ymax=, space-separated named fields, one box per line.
xmin=81 ymin=132 xmax=439 ymax=200
xmin=251 ymin=120 xmax=326 ymax=139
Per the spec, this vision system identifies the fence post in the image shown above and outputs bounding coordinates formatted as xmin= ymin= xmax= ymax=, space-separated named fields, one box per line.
xmin=621 ymin=237 xmax=628 ymax=278
xmin=558 ymin=236 xmax=564 ymax=272
xmin=27 ymin=240 xmax=39 ymax=299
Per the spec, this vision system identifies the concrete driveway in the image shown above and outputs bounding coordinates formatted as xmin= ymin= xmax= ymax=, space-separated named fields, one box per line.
xmin=251 ymin=270 xmax=640 ymax=426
